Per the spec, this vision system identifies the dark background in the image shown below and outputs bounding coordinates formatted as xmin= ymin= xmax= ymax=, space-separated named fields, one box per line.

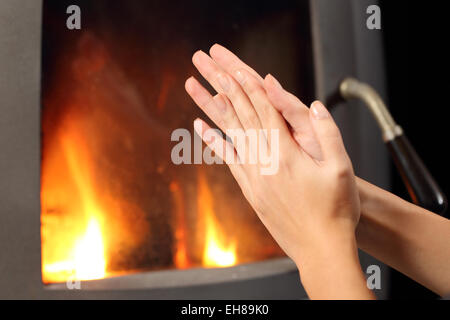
xmin=381 ymin=1 xmax=448 ymax=299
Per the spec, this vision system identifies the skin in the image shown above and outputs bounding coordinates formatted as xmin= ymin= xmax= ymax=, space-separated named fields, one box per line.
xmin=185 ymin=44 xmax=450 ymax=298
xmin=185 ymin=46 xmax=373 ymax=299
xmin=203 ymin=44 xmax=450 ymax=297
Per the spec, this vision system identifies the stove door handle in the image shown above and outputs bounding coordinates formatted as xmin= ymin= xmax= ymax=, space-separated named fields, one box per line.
xmin=340 ymin=78 xmax=448 ymax=215
xmin=386 ymin=133 xmax=447 ymax=214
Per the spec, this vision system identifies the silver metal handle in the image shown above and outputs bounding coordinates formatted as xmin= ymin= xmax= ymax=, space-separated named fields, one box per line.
xmin=339 ymin=78 xmax=447 ymax=214
xmin=339 ymin=77 xmax=403 ymax=142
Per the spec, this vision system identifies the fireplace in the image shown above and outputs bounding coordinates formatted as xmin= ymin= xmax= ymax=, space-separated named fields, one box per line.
xmin=0 ymin=0 xmax=390 ymax=299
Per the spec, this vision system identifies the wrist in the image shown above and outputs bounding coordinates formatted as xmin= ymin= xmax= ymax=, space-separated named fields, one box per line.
xmin=354 ymin=177 xmax=385 ymax=250
xmin=294 ymin=224 xmax=359 ymax=272
xmin=294 ymin=229 xmax=373 ymax=299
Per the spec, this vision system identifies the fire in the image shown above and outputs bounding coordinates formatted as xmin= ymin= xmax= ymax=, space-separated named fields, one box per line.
xmin=203 ymin=227 xmax=237 ymax=267
xmin=43 ymin=218 xmax=106 ymax=282
xmin=197 ymin=171 xmax=237 ymax=268
xmin=41 ymin=118 xmax=108 ymax=283
xmin=72 ymin=218 xmax=106 ymax=280
xmin=40 ymin=33 xmax=283 ymax=281
xmin=170 ymin=181 xmax=191 ymax=269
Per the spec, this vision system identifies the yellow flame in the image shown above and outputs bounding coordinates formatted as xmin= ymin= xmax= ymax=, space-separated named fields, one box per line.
xmin=72 ymin=218 xmax=106 ymax=280
xmin=203 ymin=223 xmax=237 ymax=267
xmin=43 ymin=217 xmax=106 ymax=281
xmin=198 ymin=171 xmax=237 ymax=268
xmin=41 ymin=123 xmax=107 ymax=283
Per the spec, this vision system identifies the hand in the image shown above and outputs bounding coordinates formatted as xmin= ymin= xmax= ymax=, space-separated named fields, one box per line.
xmin=185 ymin=45 xmax=373 ymax=299
xmin=205 ymin=44 xmax=323 ymax=161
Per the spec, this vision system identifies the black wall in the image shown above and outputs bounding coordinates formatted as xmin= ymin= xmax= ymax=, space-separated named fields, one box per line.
xmin=381 ymin=0 xmax=448 ymax=299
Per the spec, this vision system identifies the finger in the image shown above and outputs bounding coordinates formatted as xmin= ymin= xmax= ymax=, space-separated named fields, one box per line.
xmin=208 ymin=44 xmax=323 ymax=160
xmin=193 ymin=118 xmax=246 ymax=181
xmin=309 ymin=101 xmax=347 ymax=163
xmin=209 ymin=43 xmax=264 ymax=85
xmin=185 ymin=76 xmax=243 ymax=133
xmin=185 ymin=77 xmax=252 ymax=164
xmin=264 ymin=74 xmax=323 ymax=161
xmin=208 ymin=44 xmax=317 ymax=159
xmin=192 ymin=50 xmax=262 ymax=131
xmin=234 ymin=69 xmax=294 ymax=151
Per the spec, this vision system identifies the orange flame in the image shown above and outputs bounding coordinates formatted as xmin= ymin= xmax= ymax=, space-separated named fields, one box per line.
xmin=41 ymin=119 xmax=107 ymax=283
xmin=43 ymin=218 xmax=106 ymax=282
xmin=40 ymin=32 xmax=284 ymax=282
xmin=170 ymin=181 xmax=190 ymax=269
xmin=197 ymin=171 xmax=237 ymax=268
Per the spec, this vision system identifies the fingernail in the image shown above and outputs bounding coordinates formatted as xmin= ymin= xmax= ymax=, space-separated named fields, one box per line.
xmin=185 ymin=76 xmax=194 ymax=92
xmin=217 ymin=73 xmax=230 ymax=92
xmin=193 ymin=118 xmax=203 ymax=137
xmin=311 ymin=101 xmax=330 ymax=119
xmin=234 ymin=69 xmax=246 ymax=85
xmin=192 ymin=50 xmax=204 ymax=64
xmin=269 ymin=74 xmax=283 ymax=89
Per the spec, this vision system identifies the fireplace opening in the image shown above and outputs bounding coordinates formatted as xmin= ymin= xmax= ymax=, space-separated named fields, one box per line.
xmin=40 ymin=0 xmax=314 ymax=285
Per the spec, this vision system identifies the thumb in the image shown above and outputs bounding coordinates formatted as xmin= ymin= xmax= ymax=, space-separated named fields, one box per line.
xmin=309 ymin=101 xmax=347 ymax=162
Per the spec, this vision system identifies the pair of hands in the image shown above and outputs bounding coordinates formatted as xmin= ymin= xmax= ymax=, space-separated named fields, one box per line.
xmin=185 ymin=44 xmax=372 ymax=299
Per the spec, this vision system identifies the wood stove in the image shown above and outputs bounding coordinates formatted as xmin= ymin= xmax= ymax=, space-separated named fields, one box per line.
xmin=0 ymin=0 xmax=390 ymax=299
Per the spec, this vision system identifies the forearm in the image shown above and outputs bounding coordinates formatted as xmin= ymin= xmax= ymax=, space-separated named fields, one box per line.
xmin=296 ymin=230 xmax=375 ymax=300
xmin=355 ymin=177 xmax=450 ymax=296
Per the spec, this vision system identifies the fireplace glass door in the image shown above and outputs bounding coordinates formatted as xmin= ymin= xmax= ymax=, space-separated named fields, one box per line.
xmin=40 ymin=0 xmax=314 ymax=284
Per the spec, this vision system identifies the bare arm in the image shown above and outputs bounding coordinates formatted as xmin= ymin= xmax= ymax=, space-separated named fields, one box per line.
xmin=186 ymin=47 xmax=374 ymax=299
xmin=296 ymin=229 xmax=374 ymax=299
xmin=356 ymin=177 xmax=450 ymax=296
xmin=193 ymin=44 xmax=450 ymax=298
